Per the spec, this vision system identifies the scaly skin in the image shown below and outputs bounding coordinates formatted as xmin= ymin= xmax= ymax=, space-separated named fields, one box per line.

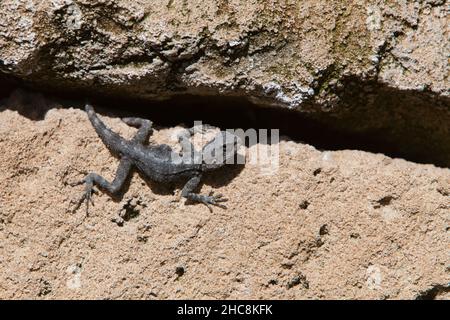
xmin=73 ymin=103 xmax=240 ymax=213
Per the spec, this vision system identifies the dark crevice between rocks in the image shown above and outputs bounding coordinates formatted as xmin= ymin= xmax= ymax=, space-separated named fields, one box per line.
xmin=0 ymin=75 xmax=449 ymax=168
xmin=0 ymin=73 xmax=17 ymax=99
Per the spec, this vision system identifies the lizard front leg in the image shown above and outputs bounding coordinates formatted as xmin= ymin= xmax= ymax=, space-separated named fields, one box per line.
xmin=176 ymin=123 xmax=218 ymax=163
xmin=181 ymin=175 xmax=227 ymax=212
xmin=121 ymin=117 xmax=153 ymax=143
xmin=177 ymin=131 xmax=202 ymax=164
xmin=74 ymin=157 xmax=133 ymax=214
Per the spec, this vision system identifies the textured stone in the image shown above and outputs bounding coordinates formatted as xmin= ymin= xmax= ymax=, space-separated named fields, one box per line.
xmin=0 ymin=1 xmax=449 ymax=300
xmin=0 ymin=0 xmax=448 ymax=107
xmin=0 ymin=94 xmax=449 ymax=299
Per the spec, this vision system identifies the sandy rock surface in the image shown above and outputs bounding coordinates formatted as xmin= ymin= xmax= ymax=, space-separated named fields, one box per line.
xmin=0 ymin=96 xmax=448 ymax=299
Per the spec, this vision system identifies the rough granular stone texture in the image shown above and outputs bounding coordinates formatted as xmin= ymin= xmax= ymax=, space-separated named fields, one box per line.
xmin=0 ymin=96 xmax=448 ymax=299
xmin=0 ymin=0 xmax=448 ymax=107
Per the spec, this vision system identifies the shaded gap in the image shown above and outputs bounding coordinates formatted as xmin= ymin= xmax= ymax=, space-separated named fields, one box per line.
xmin=0 ymin=76 xmax=449 ymax=168
xmin=0 ymin=73 xmax=18 ymax=99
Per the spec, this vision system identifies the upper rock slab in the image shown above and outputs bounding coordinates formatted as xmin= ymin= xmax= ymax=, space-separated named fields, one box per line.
xmin=0 ymin=0 xmax=448 ymax=109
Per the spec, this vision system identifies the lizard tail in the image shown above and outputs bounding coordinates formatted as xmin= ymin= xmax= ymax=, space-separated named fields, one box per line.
xmin=85 ymin=103 xmax=127 ymax=154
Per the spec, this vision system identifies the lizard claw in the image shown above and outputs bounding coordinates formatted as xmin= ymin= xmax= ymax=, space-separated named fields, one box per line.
xmin=189 ymin=123 xmax=216 ymax=136
xmin=83 ymin=185 xmax=98 ymax=214
xmin=69 ymin=179 xmax=85 ymax=187
xmin=202 ymin=191 xmax=228 ymax=212
xmin=207 ymin=191 xmax=227 ymax=202
xmin=177 ymin=125 xmax=212 ymax=144
xmin=70 ymin=181 xmax=97 ymax=215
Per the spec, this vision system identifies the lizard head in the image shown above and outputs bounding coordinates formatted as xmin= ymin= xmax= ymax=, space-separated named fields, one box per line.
xmin=201 ymin=131 xmax=241 ymax=170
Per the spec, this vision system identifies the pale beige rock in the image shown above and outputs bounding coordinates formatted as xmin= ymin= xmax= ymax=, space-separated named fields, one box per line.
xmin=0 ymin=97 xmax=448 ymax=299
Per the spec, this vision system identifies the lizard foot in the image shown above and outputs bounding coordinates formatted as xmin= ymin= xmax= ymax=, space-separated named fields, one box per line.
xmin=200 ymin=191 xmax=228 ymax=212
xmin=178 ymin=124 xmax=217 ymax=140
xmin=70 ymin=180 xmax=98 ymax=214
xmin=189 ymin=123 xmax=216 ymax=135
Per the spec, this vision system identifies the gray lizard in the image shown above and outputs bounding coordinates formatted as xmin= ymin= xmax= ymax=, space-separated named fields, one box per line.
xmin=73 ymin=103 xmax=241 ymax=213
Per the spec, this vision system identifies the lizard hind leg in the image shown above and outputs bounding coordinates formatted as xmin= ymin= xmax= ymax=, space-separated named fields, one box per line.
xmin=181 ymin=175 xmax=228 ymax=212
xmin=121 ymin=117 xmax=153 ymax=144
xmin=177 ymin=130 xmax=202 ymax=164
xmin=73 ymin=157 xmax=133 ymax=214
xmin=177 ymin=123 xmax=220 ymax=164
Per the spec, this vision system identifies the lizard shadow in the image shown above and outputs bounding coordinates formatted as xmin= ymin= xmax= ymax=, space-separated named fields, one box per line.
xmin=198 ymin=163 xmax=245 ymax=189
xmin=138 ymin=163 xmax=245 ymax=200
xmin=101 ymin=161 xmax=245 ymax=206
